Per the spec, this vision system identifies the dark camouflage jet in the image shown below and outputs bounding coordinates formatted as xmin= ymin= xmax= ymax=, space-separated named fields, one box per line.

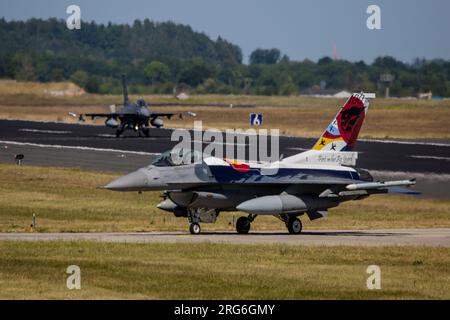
xmin=105 ymin=93 xmax=417 ymax=234
xmin=73 ymin=75 xmax=194 ymax=137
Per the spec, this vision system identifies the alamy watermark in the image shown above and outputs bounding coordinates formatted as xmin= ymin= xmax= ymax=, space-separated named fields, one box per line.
xmin=366 ymin=5 xmax=381 ymax=30
xmin=366 ymin=265 xmax=381 ymax=290
xmin=66 ymin=265 xmax=81 ymax=290
xmin=66 ymin=5 xmax=81 ymax=30
xmin=170 ymin=121 xmax=280 ymax=172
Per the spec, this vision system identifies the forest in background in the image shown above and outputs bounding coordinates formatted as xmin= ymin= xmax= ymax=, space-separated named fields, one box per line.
xmin=0 ymin=18 xmax=449 ymax=97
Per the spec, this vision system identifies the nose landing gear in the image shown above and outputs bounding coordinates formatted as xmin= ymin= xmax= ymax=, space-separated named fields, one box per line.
xmin=189 ymin=222 xmax=201 ymax=235
xmin=187 ymin=208 xmax=219 ymax=235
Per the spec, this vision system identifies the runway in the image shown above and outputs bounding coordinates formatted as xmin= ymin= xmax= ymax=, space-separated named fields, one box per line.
xmin=1 ymin=119 xmax=449 ymax=198
xmin=1 ymin=228 xmax=449 ymax=247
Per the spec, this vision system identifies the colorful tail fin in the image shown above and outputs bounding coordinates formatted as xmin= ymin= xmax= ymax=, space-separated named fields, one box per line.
xmin=312 ymin=92 xmax=374 ymax=151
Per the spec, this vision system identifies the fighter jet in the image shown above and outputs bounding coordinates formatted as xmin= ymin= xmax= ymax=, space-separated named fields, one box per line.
xmin=72 ymin=75 xmax=195 ymax=137
xmin=105 ymin=92 xmax=418 ymax=234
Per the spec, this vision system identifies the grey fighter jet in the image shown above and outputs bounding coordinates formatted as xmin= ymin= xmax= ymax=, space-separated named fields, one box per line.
xmin=73 ymin=75 xmax=195 ymax=137
xmin=105 ymin=93 xmax=418 ymax=234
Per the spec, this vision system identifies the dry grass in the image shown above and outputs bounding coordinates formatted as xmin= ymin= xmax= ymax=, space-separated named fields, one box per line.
xmin=0 ymin=80 xmax=449 ymax=139
xmin=0 ymin=164 xmax=448 ymax=233
xmin=0 ymin=80 xmax=83 ymax=96
xmin=0 ymin=241 xmax=448 ymax=299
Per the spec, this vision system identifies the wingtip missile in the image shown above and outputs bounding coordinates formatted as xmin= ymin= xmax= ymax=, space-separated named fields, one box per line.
xmin=346 ymin=179 xmax=416 ymax=191
xmin=177 ymin=111 xmax=197 ymax=119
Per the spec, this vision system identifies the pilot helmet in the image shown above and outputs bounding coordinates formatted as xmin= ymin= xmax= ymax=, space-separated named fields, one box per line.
xmin=136 ymin=99 xmax=147 ymax=107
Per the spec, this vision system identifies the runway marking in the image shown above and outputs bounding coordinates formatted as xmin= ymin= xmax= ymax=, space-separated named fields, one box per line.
xmin=95 ymin=134 xmax=165 ymax=140
xmin=370 ymin=170 xmax=450 ymax=182
xmin=360 ymin=139 xmax=450 ymax=147
xmin=411 ymin=155 xmax=450 ymax=162
xmin=96 ymin=134 xmax=117 ymax=138
xmin=193 ymin=140 xmax=248 ymax=147
xmin=0 ymin=140 xmax=160 ymax=156
xmin=19 ymin=129 xmax=72 ymax=134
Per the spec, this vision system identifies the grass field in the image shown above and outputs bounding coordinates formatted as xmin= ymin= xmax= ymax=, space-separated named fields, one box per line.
xmin=0 ymin=80 xmax=449 ymax=139
xmin=0 ymin=241 xmax=449 ymax=299
xmin=0 ymin=164 xmax=449 ymax=233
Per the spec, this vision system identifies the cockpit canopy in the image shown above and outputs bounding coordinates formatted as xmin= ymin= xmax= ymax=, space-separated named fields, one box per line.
xmin=136 ymin=99 xmax=147 ymax=108
xmin=152 ymin=148 xmax=203 ymax=167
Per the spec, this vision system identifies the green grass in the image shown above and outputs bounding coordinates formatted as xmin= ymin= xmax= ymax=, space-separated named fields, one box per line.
xmin=0 ymin=241 xmax=448 ymax=299
xmin=0 ymin=164 xmax=449 ymax=233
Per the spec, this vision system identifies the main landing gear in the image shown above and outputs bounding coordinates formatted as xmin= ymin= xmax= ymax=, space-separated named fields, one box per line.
xmin=115 ymin=125 xmax=151 ymax=137
xmin=277 ymin=214 xmax=303 ymax=235
xmin=142 ymin=127 xmax=150 ymax=137
xmin=286 ymin=218 xmax=303 ymax=235
xmin=236 ymin=214 xmax=257 ymax=234
xmin=115 ymin=126 xmax=124 ymax=137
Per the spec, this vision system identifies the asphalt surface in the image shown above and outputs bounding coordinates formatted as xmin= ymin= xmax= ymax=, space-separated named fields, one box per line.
xmin=1 ymin=228 xmax=449 ymax=247
xmin=1 ymin=119 xmax=449 ymax=172
xmin=0 ymin=119 xmax=449 ymax=198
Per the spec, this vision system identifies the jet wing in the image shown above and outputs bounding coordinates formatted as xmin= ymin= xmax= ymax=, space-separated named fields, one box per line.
xmin=79 ymin=113 xmax=121 ymax=121
xmin=149 ymin=112 xmax=196 ymax=119
xmin=150 ymin=112 xmax=175 ymax=119
xmin=84 ymin=113 xmax=121 ymax=117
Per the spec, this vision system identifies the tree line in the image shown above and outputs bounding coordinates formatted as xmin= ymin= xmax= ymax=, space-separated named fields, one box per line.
xmin=0 ymin=18 xmax=449 ymax=97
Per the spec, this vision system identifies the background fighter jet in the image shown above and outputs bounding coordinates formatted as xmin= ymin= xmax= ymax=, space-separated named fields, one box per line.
xmin=72 ymin=75 xmax=194 ymax=137
xmin=105 ymin=93 xmax=418 ymax=234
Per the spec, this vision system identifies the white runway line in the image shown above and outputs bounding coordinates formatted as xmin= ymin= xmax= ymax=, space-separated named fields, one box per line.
xmin=370 ymin=170 xmax=450 ymax=182
xmin=96 ymin=134 xmax=163 ymax=140
xmin=410 ymin=155 xmax=450 ymax=161
xmin=19 ymin=129 xmax=72 ymax=134
xmin=96 ymin=134 xmax=117 ymax=138
xmin=360 ymin=138 xmax=450 ymax=147
xmin=0 ymin=140 xmax=159 ymax=156
xmin=287 ymin=147 xmax=309 ymax=151
xmin=193 ymin=139 xmax=248 ymax=147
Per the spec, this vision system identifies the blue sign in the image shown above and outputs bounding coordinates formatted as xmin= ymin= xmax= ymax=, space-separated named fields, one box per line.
xmin=250 ymin=113 xmax=263 ymax=126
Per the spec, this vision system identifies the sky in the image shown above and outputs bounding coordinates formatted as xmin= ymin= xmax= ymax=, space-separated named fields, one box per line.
xmin=1 ymin=0 xmax=449 ymax=63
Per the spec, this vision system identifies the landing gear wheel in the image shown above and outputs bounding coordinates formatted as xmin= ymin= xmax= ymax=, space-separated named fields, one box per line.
xmin=287 ymin=218 xmax=302 ymax=235
xmin=143 ymin=128 xmax=150 ymax=137
xmin=115 ymin=129 xmax=123 ymax=138
xmin=189 ymin=223 xmax=201 ymax=235
xmin=236 ymin=217 xmax=251 ymax=234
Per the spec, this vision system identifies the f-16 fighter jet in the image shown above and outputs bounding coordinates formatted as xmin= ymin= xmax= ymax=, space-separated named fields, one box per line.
xmin=105 ymin=92 xmax=417 ymax=234
xmin=71 ymin=75 xmax=195 ymax=137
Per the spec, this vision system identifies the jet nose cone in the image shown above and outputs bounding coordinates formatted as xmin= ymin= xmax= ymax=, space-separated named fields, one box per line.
xmin=104 ymin=170 xmax=147 ymax=191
